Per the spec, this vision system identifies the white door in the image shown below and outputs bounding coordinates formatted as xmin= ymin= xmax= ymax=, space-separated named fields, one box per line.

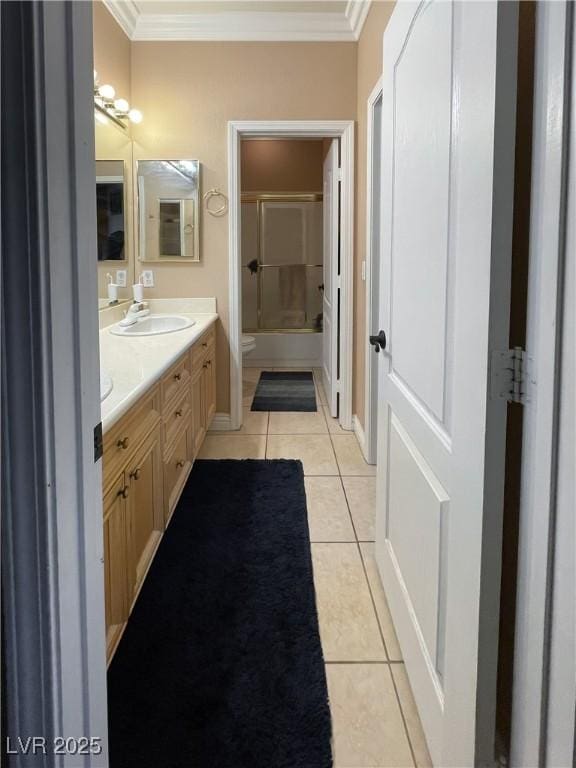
xmin=322 ymin=139 xmax=339 ymax=416
xmin=365 ymin=82 xmax=384 ymax=464
xmin=374 ymin=2 xmax=518 ymax=766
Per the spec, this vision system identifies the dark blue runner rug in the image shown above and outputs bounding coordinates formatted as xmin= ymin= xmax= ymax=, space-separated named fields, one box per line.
xmin=108 ymin=459 xmax=332 ymax=768
xmin=251 ymin=371 xmax=317 ymax=412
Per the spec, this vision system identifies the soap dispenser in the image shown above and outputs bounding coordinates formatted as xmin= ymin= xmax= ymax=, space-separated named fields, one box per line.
xmin=106 ymin=273 xmax=118 ymax=304
xmin=133 ymin=274 xmax=144 ymax=303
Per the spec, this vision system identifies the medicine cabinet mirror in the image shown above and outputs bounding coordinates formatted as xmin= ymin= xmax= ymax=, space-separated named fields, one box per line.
xmin=136 ymin=160 xmax=201 ymax=263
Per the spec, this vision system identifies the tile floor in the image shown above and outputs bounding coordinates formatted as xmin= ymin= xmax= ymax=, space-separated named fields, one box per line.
xmin=204 ymin=367 xmax=432 ymax=768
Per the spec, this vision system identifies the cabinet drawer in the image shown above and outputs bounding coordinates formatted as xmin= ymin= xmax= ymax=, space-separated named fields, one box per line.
xmin=161 ymin=353 xmax=191 ymax=411
xmin=164 ymin=426 xmax=192 ymax=524
xmin=191 ymin=325 xmax=215 ymax=369
xmin=162 ymin=388 xmax=191 ymax=455
xmin=103 ymin=387 xmax=161 ymax=494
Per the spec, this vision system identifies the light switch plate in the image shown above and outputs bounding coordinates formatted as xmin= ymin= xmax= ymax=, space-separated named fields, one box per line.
xmin=115 ymin=269 xmax=127 ymax=287
xmin=141 ymin=270 xmax=154 ymax=287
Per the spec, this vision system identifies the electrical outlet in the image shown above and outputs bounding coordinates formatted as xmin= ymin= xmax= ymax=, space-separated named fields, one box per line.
xmin=115 ymin=269 xmax=127 ymax=287
xmin=141 ymin=270 xmax=154 ymax=288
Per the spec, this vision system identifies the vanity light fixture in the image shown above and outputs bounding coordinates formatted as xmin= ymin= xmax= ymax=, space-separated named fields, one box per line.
xmin=94 ymin=71 xmax=143 ymax=130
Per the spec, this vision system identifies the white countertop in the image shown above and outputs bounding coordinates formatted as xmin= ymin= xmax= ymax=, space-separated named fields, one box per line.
xmin=99 ymin=300 xmax=218 ymax=432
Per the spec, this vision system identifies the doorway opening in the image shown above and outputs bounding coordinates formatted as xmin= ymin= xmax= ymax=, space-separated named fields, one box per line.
xmin=227 ymin=121 xmax=354 ymax=431
xmin=240 ymin=139 xmax=325 ymax=368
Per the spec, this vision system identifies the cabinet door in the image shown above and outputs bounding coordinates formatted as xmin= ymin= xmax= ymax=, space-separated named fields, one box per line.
xmin=191 ymin=365 xmax=206 ymax=458
xmin=164 ymin=425 xmax=192 ymax=525
xmin=126 ymin=426 xmax=163 ymax=601
xmin=204 ymin=355 xmax=216 ymax=428
xmin=103 ymin=474 xmax=129 ymax=660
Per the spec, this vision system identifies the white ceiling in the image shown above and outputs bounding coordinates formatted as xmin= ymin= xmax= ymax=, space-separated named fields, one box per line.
xmin=102 ymin=0 xmax=372 ymax=41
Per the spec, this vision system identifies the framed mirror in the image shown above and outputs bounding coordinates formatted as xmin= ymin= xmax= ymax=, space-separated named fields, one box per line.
xmin=95 ymin=118 xmax=134 ymax=308
xmin=136 ymin=160 xmax=200 ymax=262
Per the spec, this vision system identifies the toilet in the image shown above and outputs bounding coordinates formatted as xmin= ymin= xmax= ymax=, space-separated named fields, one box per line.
xmin=241 ymin=334 xmax=256 ymax=356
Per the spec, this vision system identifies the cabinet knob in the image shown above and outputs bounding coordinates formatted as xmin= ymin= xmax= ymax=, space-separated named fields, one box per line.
xmin=176 ymin=459 xmax=185 ymax=468
xmin=129 ymin=467 xmax=141 ymax=481
xmin=203 ymin=363 xmax=208 ymax=369
xmin=202 ymin=342 xmax=208 ymax=348
xmin=207 ymin=359 xmax=212 ymax=366
xmin=117 ymin=436 xmax=129 ymax=450
xmin=174 ymin=372 xmax=182 ymax=381
xmin=117 ymin=485 xmax=129 ymax=499
xmin=175 ymin=409 xmax=183 ymax=417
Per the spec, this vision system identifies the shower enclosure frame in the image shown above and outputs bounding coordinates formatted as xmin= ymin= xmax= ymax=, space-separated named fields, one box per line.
xmin=241 ymin=191 xmax=324 ymax=334
xmin=227 ymin=120 xmax=355 ymax=434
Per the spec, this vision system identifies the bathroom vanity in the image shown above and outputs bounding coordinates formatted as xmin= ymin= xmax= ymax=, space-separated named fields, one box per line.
xmin=99 ymin=301 xmax=217 ymax=661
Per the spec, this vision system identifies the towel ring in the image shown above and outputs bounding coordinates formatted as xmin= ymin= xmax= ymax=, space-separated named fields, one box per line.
xmin=204 ymin=188 xmax=228 ymax=217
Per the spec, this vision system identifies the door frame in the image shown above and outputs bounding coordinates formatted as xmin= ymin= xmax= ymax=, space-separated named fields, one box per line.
xmin=511 ymin=2 xmax=575 ymax=764
xmin=1 ymin=2 xmax=108 ymax=765
xmin=227 ymin=120 xmax=355 ymax=431
xmin=363 ymin=75 xmax=383 ymax=465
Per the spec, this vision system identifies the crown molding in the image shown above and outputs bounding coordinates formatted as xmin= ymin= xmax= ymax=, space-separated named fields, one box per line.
xmin=102 ymin=0 xmax=139 ymax=39
xmin=133 ymin=11 xmax=355 ymax=41
xmin=101 ymin=1 xmax=372 ymax=42
xmin=345 ymin=0 xmax=372 ymax=40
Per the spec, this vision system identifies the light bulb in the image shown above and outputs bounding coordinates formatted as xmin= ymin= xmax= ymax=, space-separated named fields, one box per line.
xmin=128 ymin=108 xmax=143 ymax=124
xmin=114 ymin=98 xmax=129 ymax=114
xmin=98 ymin=83 xmax=115 ymax=101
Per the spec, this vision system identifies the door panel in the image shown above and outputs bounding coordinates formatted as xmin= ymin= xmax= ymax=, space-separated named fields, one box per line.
xmin=322 ymin=139 xmax=339 ymax=416
xmin=390 ymin=1 xmax=453 ymax=426
xmin=375 ymin=2 xmax=518 ymax=765
xmin=387 ymin=413 xmax=449 ymax=675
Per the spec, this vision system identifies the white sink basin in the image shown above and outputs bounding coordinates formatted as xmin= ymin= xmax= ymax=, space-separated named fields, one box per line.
xmin=110 ymin=314 xmax=196 ymax=337
xmin=100 ymin=369 xmax=113 ymax=402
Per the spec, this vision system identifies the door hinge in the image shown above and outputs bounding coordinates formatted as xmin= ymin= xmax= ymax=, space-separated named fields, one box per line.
xmin=336 ymin=167 xmax=343 ymax=183
xmin=490 ymin=347 xmax=529 ymax=404
xmin=94 ymin=422 xmax=103 ymax=462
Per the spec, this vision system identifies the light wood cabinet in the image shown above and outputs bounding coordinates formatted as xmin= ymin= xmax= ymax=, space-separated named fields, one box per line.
xmin=164 ymin=425 xmax=192 ymax=524
xmin=126 ymin=426 xmax=164 ymax=602
xmin=102 ymin=321 xmax=216 ymax=663
xmin=103 ymin=474 xmax=129 ymax=660
xmin=190 ymin=364 xmax=206 ymax=458
xmin=204 ymin=353 xmax=216 ymax=428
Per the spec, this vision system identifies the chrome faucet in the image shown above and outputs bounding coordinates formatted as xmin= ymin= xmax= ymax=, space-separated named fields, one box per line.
xmin=119 ymin=301 xmax=150 ymax=327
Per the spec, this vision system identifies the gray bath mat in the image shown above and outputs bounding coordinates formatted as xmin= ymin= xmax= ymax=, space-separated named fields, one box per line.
xmin=251 ymin=371 xmax=317 ymax=412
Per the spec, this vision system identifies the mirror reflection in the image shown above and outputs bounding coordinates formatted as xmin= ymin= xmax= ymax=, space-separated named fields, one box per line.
xmin=95 ymin=118 xmax=134 ymax=309
xmin=137 ymin=160 xmax=200 ymax=262
xmin=96 ymin=161 xmax=125 ymax=261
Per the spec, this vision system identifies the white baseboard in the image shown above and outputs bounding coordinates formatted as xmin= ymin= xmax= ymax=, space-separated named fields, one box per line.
xmin=353 ymin=414 xmax=371 ymax=464
xmin=244 ymin=359 xmax=322 ymax=369
xmin=209 ymin=412 xmax=234 ymax=431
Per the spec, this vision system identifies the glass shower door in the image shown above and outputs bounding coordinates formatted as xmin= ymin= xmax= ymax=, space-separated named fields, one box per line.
xmin=242 ymin=195 xmax=324 ymax=332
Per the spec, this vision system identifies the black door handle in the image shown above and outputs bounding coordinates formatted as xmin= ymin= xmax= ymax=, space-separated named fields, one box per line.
xmin=369 ymin=330 xmax=387 ymax=353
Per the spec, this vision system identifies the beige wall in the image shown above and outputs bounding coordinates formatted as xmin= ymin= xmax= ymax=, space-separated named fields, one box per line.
xmin=241 ymin=139 xmax=324 ymax=192
xmin=93 ymin=1 xmax=131 ymax=102
xmin=354 ymin=1 xmax=395 ymax=428
xmin=130 ymin=41 xmax=357 ymax=412
xmin=93 ymin=1 xmax=134 ymax=308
